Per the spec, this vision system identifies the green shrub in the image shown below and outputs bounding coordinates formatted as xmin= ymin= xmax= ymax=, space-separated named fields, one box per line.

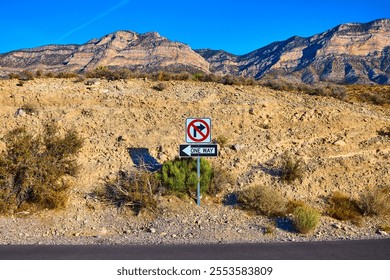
xmin=280 ymin=153 xmax=304 ymax=183
xmin=0 ymin=124 xmax=83 ymax=214
xmin=327 ymin=192 xmax=363 ymax=223
xmin=99 ymin=168 xmax=160 ymax=214
xmin=159 ymin=157 xmax=213 ymax=197
xmin=237 ymin=185 xmax=287 ymax=216
xmin=292 ymin=205 xmax=321 ymax=234
xmin=359 ymin=186 xmax=390 ymax=216
xmin=263 ymin=224 xmax=276 ymax=235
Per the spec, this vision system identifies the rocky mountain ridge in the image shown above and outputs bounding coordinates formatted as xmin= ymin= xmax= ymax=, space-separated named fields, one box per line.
xmin=197 ymin=19 xmax=390 ymax=84
xmin=0 ymin=19 xmax=389 ymax=84
xmin=0 ymin=31 xmax=209 ymax=75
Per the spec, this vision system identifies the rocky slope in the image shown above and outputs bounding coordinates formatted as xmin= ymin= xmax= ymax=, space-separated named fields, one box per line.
xmin=198 ymin=19 xmax=390 ymax=84
xmin=0 ymin=78 xmax=389 ymax=244
xmin=0 ymin=31 xmax=209 ymax=75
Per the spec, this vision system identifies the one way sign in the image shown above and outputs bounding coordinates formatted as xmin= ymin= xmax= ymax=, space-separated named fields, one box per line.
xmin=179 ymin=144 xmax=218 ymax=157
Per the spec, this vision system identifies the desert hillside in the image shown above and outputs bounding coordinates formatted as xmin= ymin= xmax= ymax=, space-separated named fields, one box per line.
xmin=0 ymin=78 xmax=389 ymax=244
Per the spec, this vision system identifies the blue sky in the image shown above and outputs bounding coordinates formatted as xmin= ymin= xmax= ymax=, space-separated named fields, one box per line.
xmin=1 ymin=0 xmax=389 ymax=55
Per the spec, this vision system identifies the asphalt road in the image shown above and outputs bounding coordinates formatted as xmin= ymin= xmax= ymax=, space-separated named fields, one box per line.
xmin=0 ymin=239 xmax=388 ymax=260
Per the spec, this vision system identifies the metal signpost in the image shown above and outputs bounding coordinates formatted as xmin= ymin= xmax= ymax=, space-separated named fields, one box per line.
xmin=180 ymin=118 xmax=217 ymax=206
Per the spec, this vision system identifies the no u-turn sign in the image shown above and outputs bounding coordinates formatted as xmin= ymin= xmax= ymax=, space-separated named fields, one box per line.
xmin=185 ymin=118 xmax=211 ymax=143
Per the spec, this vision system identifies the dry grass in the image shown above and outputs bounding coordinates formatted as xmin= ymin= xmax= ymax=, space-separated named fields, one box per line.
xmin=327 ymin=192 xmax=363 ymax=224
xmin=98 ymin=168 xmax=160 ymax=215
xmin=292 ymin=205 xmax=321 ymax=234
xmin=286 ymin=200 xmax=307 ymax=214
xmin=346 ymin=85 xmax=390 ymax=107
xmin=152 ymin=82 xmax=166 ymax=91
xmin=215 ymin=135 xmax=229 ymax=148
xmin=209 ymin=166 xmax=235 ymax=196
xmin=378 ymin=127 xmax=390 ymax=137
xmin=359 ymin=186 xmax=390 ymax=216
xmin=378 ymin=225 xmax=390 ymax=234
xmin=237 ymin=185 xmax=287 ymax=216
xmin=279 ymin=153 xmax=304 ymax=183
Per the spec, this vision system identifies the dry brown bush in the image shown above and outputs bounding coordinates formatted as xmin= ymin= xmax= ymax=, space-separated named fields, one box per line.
xmin=237 ymin=185 xmax=287 ymax=216
xmin=279 ymin=153 xmax=305 ymax=183
xmin=359 ymin=186 xmax=390 ymax=216
xmin=98 ymin=168 xmax=160 ymax=215
xmin=327 ymin=192 xmax=363 ymax=223
xmin=0 ymin=124 xmax=83 ymax=214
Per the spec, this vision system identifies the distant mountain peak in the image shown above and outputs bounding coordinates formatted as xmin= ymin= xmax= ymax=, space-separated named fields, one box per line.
xmin=199 ymin=19 xmax=390 ymax=84
xmin=0 ymin=19 xmax=389 ymax=84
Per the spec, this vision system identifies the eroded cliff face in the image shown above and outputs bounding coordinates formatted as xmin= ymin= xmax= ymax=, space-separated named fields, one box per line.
xmin=1 ymin=19 xmax=389 ymax=84
xmin=197 ymin=19 xmax=390 ymax=84
xmin=0 ymin=31 xmax=210 ymax=75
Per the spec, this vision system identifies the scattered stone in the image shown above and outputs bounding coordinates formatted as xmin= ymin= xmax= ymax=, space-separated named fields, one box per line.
xmin=100 ymin=228 xmax=108 ymax=235
xmin=231 ymin=144 xmax=244 ymax=151
xmin=332 ymin=223 xmax=342 ymax=229
xmin=149 ymin=228 xmax=157 ymax=234
xmin=376 ymin=229 xmax=389 ymax=236
xmin=15 ymin=108 xmax=26 ymax=117
xmin=334 ymin=140 xmax=347 ymax=146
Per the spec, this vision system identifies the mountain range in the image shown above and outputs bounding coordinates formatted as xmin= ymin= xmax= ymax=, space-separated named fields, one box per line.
xmin=0 ymin=19 xmax=389 ymax=84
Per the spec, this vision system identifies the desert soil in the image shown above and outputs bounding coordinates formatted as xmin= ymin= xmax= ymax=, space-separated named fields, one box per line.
xmin=0 ymin=78 xmax=389 ymax=245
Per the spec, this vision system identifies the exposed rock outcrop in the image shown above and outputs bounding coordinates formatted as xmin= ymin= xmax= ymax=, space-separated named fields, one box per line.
xmin=0 ymin=19 xmax=389 ymax=84
xmin=0 ymin=31 xmax=209 ymax=75
xmin=197 ymin=19 xmax=390 ymax=84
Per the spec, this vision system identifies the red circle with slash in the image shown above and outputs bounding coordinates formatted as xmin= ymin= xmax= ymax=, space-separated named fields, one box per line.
xmin=187 ymin=119 xmax=210 ymax=142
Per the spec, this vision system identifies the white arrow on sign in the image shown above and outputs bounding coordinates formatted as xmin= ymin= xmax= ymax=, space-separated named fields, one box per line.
xmin=182 ymin=145 xmax=191 ymax=157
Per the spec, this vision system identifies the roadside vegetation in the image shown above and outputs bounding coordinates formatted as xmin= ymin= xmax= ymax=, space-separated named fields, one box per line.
xmin=237 ymin=185 xmax=287 ymax=216
xmin=97 ymin=157 xmax=234 ymax=213
xmin=292 ymin=205 xmax=321 ymax=234
xmin=279 ymin=153 xmax=305 ymax=184
xmin=97 ymin=168 xmax=161 ymax=215
xmin=0 ymin=124 xmax=83 ymax=214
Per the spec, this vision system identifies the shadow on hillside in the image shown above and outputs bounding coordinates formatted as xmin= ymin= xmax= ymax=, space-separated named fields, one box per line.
xmin=259 ymin=164 xmax=283 ymax=178
xmin=128 ymin=148 xmax=162 ymax=172
xmin=275 ymin=217 xmax=296 ymax=233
